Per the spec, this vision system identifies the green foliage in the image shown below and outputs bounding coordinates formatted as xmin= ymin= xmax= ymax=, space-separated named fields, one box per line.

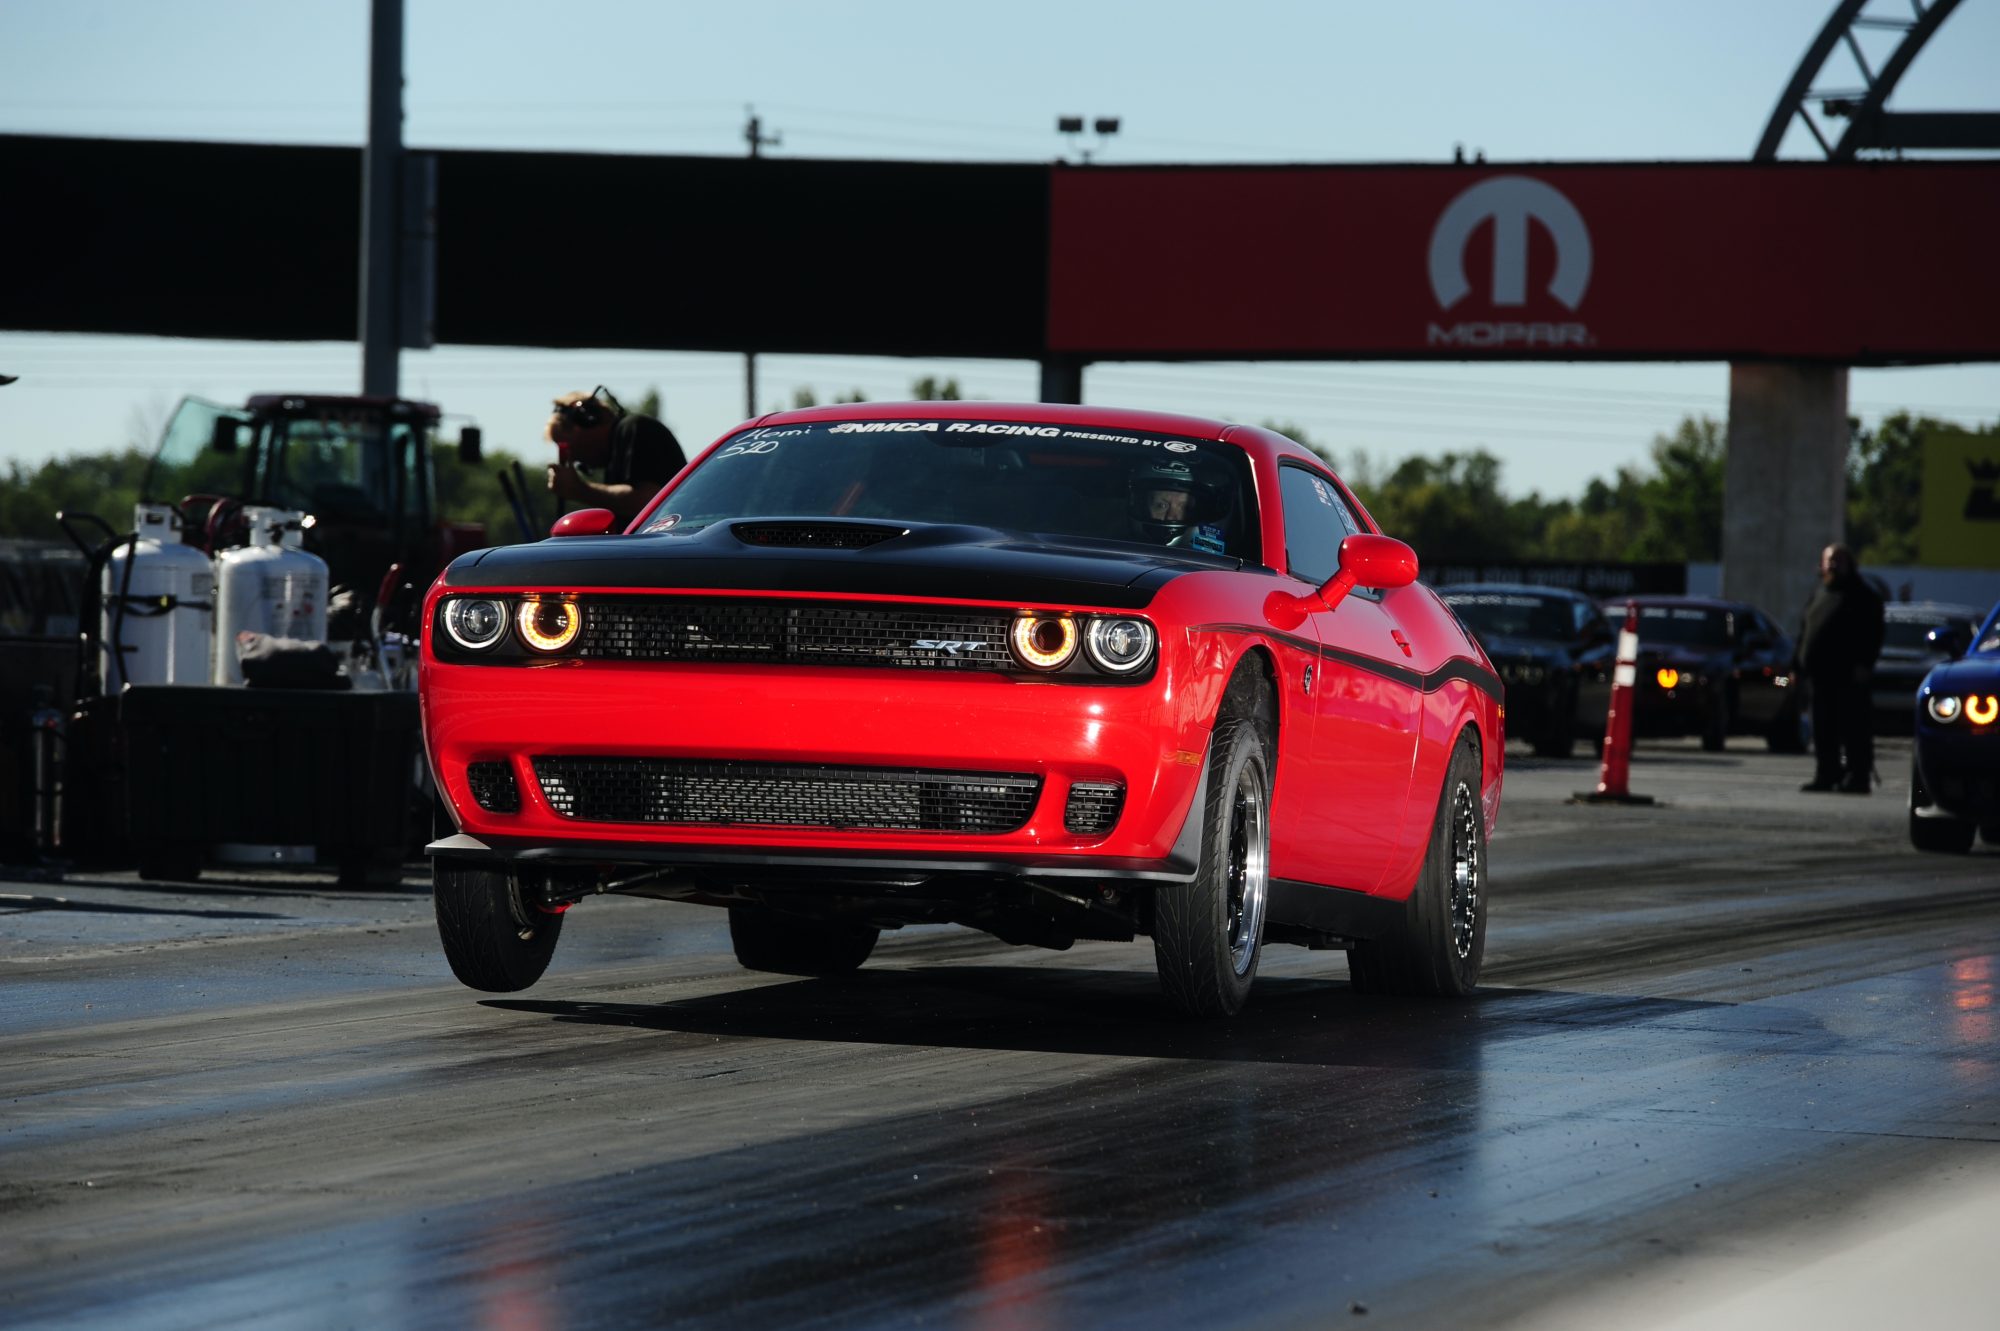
xmin=432 ymin=441 xmax=542 ymax=545
xmin=0 ymin=448 xmax=158 ymax=542
xmin=910 ymin=376 xmax=963 ymax=401
xmin=1845 ymin=411 xmax=1925 ymax=566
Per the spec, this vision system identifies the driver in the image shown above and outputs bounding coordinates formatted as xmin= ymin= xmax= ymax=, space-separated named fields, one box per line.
xmin=1130 ymin=460 xmax=1201 ymax=547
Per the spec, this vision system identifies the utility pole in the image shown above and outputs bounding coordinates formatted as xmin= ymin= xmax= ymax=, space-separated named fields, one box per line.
xmin=743 ymin=106 xmax=781 ymax=418
xmin=360 ymin=0 xmax=404 ymax=397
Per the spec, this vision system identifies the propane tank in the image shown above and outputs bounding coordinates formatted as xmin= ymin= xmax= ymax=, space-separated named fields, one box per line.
xmin=212 ymin=509 xmax=331 ymax=685
xmin=100 ymin=503 xmax=216 ymax=689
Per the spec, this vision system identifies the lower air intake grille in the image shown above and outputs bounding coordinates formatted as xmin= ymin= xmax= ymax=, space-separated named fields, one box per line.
xmin=532 ymin=757 xmax=1041 ymax=833
xmin=1064 ymin=781 xmax=1126 ymax=835
xmin=466 ymin=762 xmax=520 ymax=814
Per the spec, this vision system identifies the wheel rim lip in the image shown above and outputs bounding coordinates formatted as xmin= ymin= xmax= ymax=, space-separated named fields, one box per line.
xmin=1226 ymin=760 xmax=1270 ymax=976
xmin=1448 ymin=778 xmax=1480 ymax=961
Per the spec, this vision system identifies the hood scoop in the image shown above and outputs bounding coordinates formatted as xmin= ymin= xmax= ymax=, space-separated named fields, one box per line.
xmin=730 ymin=521 xmax=910 ymax=550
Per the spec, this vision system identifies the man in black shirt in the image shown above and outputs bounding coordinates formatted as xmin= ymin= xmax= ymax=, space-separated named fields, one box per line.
xmin=544 ymin=387 xmax=688 ymax=522
xmin=1796 ymin=543 xmax=1885 ymax=793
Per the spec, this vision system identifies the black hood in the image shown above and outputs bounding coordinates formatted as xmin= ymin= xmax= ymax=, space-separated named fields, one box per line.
xmin=442 ymin=519 xmax=1250 ymax=609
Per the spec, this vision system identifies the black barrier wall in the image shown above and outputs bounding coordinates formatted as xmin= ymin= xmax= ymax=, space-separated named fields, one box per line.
xmin=1 ymin=135 xmax=1048 ymax=358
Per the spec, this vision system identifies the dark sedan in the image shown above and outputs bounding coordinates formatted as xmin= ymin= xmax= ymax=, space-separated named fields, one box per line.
xmin=1875 ymin=601 xmax=1984 ymax=734
xmin=1440 ymin=584 xmax=1613 ymax=757
xmin=1605 ymin=596 xmax=1808 ymax=753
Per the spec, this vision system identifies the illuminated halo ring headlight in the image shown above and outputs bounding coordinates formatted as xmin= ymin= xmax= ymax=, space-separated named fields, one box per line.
xmin=1010 ymin=613 xmax=1078 ymax=671
xmin=1928 ymin=693 xmax=1962 ymax=723
xmin=442 ymin=597 xmax=509 ymax=651
xmin=516 ymin=596 xmax=583 ymax=653
xmin=1967 ymin=694 xmax=1999 ymax=726
xmin=1084 ymin=617 xmax=1156 ymax=674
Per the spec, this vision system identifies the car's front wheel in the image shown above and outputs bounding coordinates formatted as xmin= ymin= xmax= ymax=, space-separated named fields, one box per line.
xmin=728 ymin=908 xmax=878 ymax=977
xmin=1909 ymin=764 xmax=1975 ymax=854
xmin=1154 ymin=670 xmax=1273 ymax=1018
xmin=1348 ymin=736 xmax=1486 ymax=997
xmin=434 ymin=859 xmax=565 ymax=991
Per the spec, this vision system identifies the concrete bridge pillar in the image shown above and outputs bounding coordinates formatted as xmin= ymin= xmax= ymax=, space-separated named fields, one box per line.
xmin=1721 ymin=362 xmax=1850 ymax=629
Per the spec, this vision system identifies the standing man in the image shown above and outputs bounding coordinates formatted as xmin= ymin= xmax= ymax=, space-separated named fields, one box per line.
xmin=1796 ymin=543 xmax=1885 ymax=793
xmin=544 ymin=387 xmax=688 ymax=524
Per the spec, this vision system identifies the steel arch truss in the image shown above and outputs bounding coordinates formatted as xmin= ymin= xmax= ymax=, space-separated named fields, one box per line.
xmin=1757 ymin=0 xmax=1999 ymax=160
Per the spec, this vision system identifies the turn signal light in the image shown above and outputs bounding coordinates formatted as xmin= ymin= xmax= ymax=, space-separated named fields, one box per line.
xmin=1010 ymin=613 xmax=1078 ymax=670
xmin=517 ymin=597 xmax=582 ymax=653
xmin=1968 ymin=694 xmax=1999 ymax=726
xmin=1656 ymin=668 xmax=1680 ymax=690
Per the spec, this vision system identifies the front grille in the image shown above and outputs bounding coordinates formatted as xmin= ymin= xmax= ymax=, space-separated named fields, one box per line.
xmin=466 ymin=761 xmax=520 ymax=814
xmin=577 ymin=599 xmax=1014 ymax=670
xmin=533 ymin=757 xmax=1041 ymax=832
xmin=1064 ymin=781 xmax=1125 ymax=835
xmin=732 ymin=522 xmax=908 ymax=549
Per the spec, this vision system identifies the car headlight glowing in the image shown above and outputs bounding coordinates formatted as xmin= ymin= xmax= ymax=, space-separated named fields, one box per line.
xmin=1656 ymin=668 xmax=1680 ymax=690
xmin=1967 ymin=694 xmax=1999 ymax=726
xmin=1010 ymin=613 xmax=1078 ymax=670
xmin=443 ymin=597 xmax=509 ymax=651
xmin=1928 ymin=694 xmax=1961 ymax=723
xmin=1084 ymin=617 xmax=1156 ymax=674
xmin=516 ymin=597 xmax=582 ymax=653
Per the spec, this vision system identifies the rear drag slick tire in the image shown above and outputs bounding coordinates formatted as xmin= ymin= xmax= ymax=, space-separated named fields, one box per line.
xmin=728 ymin=908 xmax=879 ymax=977
xmin=1348 ymin=736 xmax=1487 ymax=997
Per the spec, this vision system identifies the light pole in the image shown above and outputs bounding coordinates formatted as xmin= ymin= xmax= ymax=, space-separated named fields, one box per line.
xmin=744 ymin=106 xmax=782 ymax=419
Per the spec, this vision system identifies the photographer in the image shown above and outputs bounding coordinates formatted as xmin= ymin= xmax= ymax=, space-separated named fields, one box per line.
xmin=544 ymin=387 xmax=688 ymax=523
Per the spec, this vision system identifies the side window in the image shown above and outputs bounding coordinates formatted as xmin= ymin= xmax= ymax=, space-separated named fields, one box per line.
xmin=1278 ymin=466 xmax=1352 ymax=585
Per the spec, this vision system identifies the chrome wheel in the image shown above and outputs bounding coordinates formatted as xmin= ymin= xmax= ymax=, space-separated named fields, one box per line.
xmin=1447 ymin=779 xmax=1481 ymax=961
xmin=1225 ymin=761 xmax=1270 ymax=976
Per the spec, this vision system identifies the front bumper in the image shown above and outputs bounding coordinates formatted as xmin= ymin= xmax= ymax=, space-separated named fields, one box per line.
xmin=422 ymin=656 xmax=1211 ymax=878
xmin=1914 ymin=726 xmax=2000 ymax=823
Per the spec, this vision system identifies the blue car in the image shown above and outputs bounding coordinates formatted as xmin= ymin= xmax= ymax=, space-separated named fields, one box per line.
xmin=1911 ymin=598 xmax=2000 ymax=853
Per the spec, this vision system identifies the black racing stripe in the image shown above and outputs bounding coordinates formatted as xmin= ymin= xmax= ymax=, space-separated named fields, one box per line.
xmin=1188 ymin=623 xmax=1503 ymax=702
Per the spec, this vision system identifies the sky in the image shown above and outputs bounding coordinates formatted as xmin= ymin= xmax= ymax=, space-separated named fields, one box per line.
xmin=2 ymin=0 xmax=1997 ymax=499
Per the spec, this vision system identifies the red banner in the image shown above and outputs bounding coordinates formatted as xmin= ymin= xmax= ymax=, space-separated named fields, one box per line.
xmin=1047 ymin=163 xmax=2000 ymax=363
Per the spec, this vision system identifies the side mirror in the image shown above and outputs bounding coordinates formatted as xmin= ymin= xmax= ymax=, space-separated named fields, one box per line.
xmin=457 ymin=426 xmax=483 ymax=464
xmin=1316 ymin=534 xmax=1419 ymax=612
xmin=551 ymin=507 xmax=618 ymax=538
xmin=210 ymin=417 xmax=240 ymax=454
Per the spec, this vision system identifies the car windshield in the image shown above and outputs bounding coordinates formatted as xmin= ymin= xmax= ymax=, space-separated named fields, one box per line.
xmin=1442 ymin=592 xmax=1574 ymax=641
xmin=1884 ymin=619 xmax=1958 ymax=650
xmin=1633 ymin=604 xmax=1731 ymax=646
xmin=643 ymin=419 xmax=1261 ymax=559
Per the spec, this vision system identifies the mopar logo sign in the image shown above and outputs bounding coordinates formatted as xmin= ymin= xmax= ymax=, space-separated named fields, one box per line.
xmin=1427 ymin=176 xmax=1593 ymax=350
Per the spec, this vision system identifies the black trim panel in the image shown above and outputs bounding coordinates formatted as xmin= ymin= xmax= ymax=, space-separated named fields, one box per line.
xmin=1267 ymin=878 xmax=1407 ymax=943
xmin=1187 ymin=623 xmax=1503 ymax=702
xmin=426 ymin=831 xmax=1199 ymax=884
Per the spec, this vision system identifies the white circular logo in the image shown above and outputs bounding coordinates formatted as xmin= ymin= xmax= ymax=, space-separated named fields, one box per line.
xmin=1164 ymin=440 xmax=1197 ymax=454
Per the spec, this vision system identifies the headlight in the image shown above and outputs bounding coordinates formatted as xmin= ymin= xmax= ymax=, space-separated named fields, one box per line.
xmin=442 ymin=597 xmax=509 ymax=651
xmin=516 ymin=597 xmax=582 ymax=653
xmin=1968 ymin=694 xmax=1999 ymax=726
xmin=1084 ymin=617 xmax=1155 ymax=674
xmin=1010 ymin=613 xmax=1078 ymax=670
xmin=1928 ymin=694 xmax=1961 ymax=723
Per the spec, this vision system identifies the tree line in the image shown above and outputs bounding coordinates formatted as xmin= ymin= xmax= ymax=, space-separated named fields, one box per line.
xmin=0 ymin=388 xmax=1970 ymax=568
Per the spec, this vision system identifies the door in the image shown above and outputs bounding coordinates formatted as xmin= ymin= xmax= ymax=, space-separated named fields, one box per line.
xmin=1277 ymin=464 xmax=1421 ymax=894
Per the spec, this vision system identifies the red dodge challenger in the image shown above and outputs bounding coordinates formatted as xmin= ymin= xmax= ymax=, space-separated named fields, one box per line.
xmin=421 ymin=402 xmax=1504 ymax=1016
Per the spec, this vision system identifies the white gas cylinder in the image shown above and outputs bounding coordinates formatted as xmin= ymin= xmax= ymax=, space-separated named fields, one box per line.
xmin=100 ymin=503 xmax=215 ymax=689
xmin=212 ymin=511 xmax=331 ymax=685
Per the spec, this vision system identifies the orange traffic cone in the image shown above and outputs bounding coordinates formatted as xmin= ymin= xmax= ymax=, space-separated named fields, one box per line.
xmin=1573 ymin=601 xmax=1655 ymax=806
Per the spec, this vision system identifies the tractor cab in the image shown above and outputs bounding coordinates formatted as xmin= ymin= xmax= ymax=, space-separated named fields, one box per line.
xmin=146 ymin=394 xmax=485 ymax=608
